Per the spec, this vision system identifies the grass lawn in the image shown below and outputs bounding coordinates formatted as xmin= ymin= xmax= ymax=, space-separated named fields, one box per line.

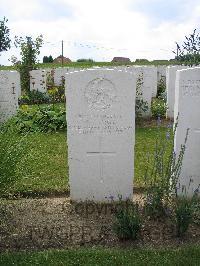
xmin=0 ymin=245 xmax=200 ymax=266
xmin=8 ymin=126 xmax=170 ymax=195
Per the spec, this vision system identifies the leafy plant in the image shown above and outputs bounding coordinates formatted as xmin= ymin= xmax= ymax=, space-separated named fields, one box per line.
xmin=19 ymin=90 xmax=50 ymax=105
xmin=48 ymin=86 xmax=65 ymax=103
xmin=113 ymin=200 xmax=141 ymax=240
xmin=173 ymin=29 xmax=200 ymax=66
xmin=10 ymin=104 xmax=66 ymax=133
xmin=151 ymin=98 xmax=167 ymax=118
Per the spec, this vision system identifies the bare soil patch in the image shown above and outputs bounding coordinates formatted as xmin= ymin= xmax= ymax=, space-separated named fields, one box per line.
xmin=0 ymin=194 xmax=199 ymax=252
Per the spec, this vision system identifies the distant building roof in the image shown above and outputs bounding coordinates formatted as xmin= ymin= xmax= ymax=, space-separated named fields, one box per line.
xmin=111 ymin=57 xmax=131 ymax=63
xmin=53 ymin=56 xmax=72 ymax=64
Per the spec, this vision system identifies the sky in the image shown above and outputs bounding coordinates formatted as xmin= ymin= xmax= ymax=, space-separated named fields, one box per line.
xmin=0 ymin=0 xmax=200 ymax=65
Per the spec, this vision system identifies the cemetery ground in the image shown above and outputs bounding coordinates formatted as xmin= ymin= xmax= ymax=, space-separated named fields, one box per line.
xmin=0 ymin=245 xmax=200 ymax=265
xmin=0 ymin=104 xmax=200 ymax=264
xmin=3 ymin=120 xmax=170 ymax=195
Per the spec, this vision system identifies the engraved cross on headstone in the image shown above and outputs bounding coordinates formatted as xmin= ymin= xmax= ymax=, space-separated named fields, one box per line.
xmin=11 ymin=83 xmax=15 ymax=94
xmin=86 ymin=136 xmax=116 ymax=183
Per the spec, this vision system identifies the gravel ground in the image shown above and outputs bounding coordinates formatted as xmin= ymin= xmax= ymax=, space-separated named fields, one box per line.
xmin=0 ymin=195 xmax=199 ymax=252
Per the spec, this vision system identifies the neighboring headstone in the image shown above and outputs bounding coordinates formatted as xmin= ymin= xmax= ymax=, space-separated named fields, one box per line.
xmin=134 ymin=66 xmax=156 ymax=115
xmin=148 ymin=66 xmax=157 ymax=97
xmin=66 ymin=68 xmax=136 ymax=202
xmin=157 ymin=65 xmax=166 ymax=83
xmin=174 ymin=67 xmax=200 ymax=197
xmin=30 ymin=69 xmax=47 ymax=93
xmin=54 ymin=67 xmax=71 ymax=86
xmin=45 ymin=68 xmax=55 ymax=88
xmin=109 ymin=66 xmax=156 ymax=116
xmin=166 ymin=65 xmax=188 ymax=118
xmin=0 ymin=70 xmax=20 ymax=123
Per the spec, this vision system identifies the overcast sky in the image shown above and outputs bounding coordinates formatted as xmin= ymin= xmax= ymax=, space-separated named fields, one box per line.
xmin=0 ymin=0 xmax=200 ymax=65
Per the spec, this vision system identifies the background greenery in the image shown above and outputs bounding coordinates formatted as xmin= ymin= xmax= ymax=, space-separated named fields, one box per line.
xmin=0 ymin=60 xmax=180 ymax=71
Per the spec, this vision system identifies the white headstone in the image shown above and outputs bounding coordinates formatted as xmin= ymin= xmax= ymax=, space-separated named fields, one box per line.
xmin=66 ymin=68 xmax=136 ymax=202
xmin=157 ymin=65 xmax=166 ymax=83
xmin=134 ymin=66 xmax=156 ymax=116
xmin=0 ymin=70 xmax=20 ymax=123
xmin=54 ymin=67 xmax=74 ymax=86
xmin=174 ymin=67 xmax=200 ymax=196
xmin=30 ymin=69 xmax=47 ymax=93
xmin=166 ymin=66 xmax=188 ymax=118
xmin=113 ymin=66 xmax=157 ymax=116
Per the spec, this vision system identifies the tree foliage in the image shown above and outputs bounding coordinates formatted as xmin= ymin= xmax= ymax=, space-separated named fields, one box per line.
xmin=0 ymin=17 xmax=11 ymax=54
xmin=15 ymin=35 xmax=43 ymax=92
xmin=43 ymin=55 xmax=53 ymax=63
xmin=15 ymin=35 xmax=43 ymax=66
xmin=173 ymin=29 xmax=200 ymax=66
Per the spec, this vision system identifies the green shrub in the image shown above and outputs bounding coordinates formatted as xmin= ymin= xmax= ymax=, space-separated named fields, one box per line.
xmin=19 ymin=90 xmax=50 ymax=105
xmin=113 ymin=201 xmax=141 ymax=240
xmin=151 ymin=98 xmax=167 ymax=118
xmin=19 ymin=87 xmax=65 ymax=105
xmin=135 ymin=59 xmax=149 ymax=63
xmin=193 ymin=199 xmax=200 ymax=225
xmin=76 ymin=58 xmax=94 ymax=62
xmin=47 ymin=86 xmax=65 ymax=103
xmin=0 ymin=127 xmax=28 ymax=195
xmin=10 ymin=104 xmax=66 ymax=133
xmin=175 ymin=197 xmax=194 ymax=237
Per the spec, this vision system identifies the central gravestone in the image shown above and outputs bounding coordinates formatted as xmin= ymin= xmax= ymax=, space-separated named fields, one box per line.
xmin=66 ymin=69 xmax=136 ymax=202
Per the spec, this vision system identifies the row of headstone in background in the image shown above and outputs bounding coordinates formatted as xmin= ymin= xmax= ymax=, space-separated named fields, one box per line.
xmin=174 ymin=67 xmax=200 ymax=197
xmin=0 ymin=70 xmax=20 ymax=123
xmin=29 ymin=65 xmax=160 ymax=94
xmin=97 ymin=65 xmax=157 ymax=116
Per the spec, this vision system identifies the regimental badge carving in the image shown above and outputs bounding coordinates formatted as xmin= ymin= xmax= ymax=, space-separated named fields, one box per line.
xmin=84 ymin=78 xmax=117 ymax=110
xmin=0 ymin=73 xmax=8 ymax=86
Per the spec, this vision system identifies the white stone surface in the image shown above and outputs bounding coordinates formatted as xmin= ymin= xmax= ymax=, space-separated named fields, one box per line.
xmin=30 ymin=69 xmax=47 ymax=93
xmin=174 ymin=67 xmax=200 ymax=197
xmin=166 ymin=66 xmax=188 ymax=118
xmin=112 ymin=66 xmax=157 ymax=116
xmin=54 ymin=67 xmax=76 ymax=86
xmin=0 ymin=70 xmax=20 ymax=122
xmin=66 ymin=68 xmax=136 ymax=202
